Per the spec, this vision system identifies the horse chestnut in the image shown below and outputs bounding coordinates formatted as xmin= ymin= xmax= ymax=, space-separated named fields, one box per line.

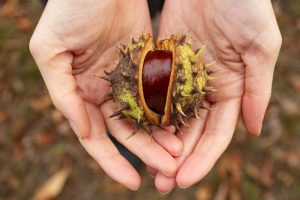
xmin=103 ymin=33 xmax=215 ymax=136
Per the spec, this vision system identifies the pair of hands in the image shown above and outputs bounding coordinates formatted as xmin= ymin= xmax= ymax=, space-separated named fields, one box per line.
xmin=30 ymin=0 xmax=281 ymax=193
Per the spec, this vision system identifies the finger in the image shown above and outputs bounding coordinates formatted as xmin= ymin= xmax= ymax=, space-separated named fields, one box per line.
xmin=30 ymin=36 xmax=90 ymax=139
xmin=241 ymin=13 xmax=282 ymax=135
xmin=154 ymin=114 xmax=208 ymax=193
xmin=176 ymin=98 xmax=241 ymax=188
xmin=80 ymin=102 xmax=141 ymax=190
xmin=157 ymin=0 xmax=187 ymax=40
xmin=155 ymin=173 xmax=176 ymax=194
xmin=151 ymin=126 xmax=183 ymax=156
xmin=101 ymin=101 xmax=177 ymax=177
xmin=146 ymin=165 xmax=158 ymax=177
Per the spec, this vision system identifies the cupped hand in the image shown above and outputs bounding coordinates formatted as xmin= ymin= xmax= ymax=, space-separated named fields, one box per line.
xmin=29 ymin=0 xmax=182 ymax=190
xmin=152 ymin=0 xmax=282 ymax=193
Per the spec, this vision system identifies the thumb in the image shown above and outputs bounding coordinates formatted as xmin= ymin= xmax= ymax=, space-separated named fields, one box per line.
xmin=241 ymin=23 xmax=282 ymax=135
xmin=30 ymin=38 xmax=90 ymax=139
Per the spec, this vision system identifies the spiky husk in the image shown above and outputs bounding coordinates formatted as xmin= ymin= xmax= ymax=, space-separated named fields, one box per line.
xmin=105 ymin=33 xmax=214 ymax=133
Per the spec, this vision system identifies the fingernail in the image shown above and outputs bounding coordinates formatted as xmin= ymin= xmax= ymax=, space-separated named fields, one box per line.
xmin=253 ymin=124 xmax=262 ymax=136
xmin=159 ymin=191 xmax=171 ymax=194
xmin=129 ymin=185 xmax=140 ymax=191
xmin=258 ymin=124 xmax=263 ymax=136
xmin=178 ymin=184 xmax=189 ymax=189
xmin=173 ymin=143 xmax=183 ymax=157
xmin=69 ymin=120 xmax=82 ymax=139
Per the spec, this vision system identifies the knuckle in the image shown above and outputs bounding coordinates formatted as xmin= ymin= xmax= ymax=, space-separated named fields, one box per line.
xmin=276 ymin=31 xmax=283 ymax=49
xmin=29 ymin=34 xmax=42 ymax=58
xmin=256 ymin=29 xmax=282 ymax=58
xmin=50 ymin=89 xmax=78 ymax=119
xmin=270 ymin=30 xmax=283 ymax=55
xmin=247 ymin=87 xmax=271 ymax=102
xmin=51 ymin=89 xmax=73 ymax=109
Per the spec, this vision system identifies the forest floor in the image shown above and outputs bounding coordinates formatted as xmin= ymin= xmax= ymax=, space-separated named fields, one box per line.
xmin=0 ymin=0 xmax=300 ymax=199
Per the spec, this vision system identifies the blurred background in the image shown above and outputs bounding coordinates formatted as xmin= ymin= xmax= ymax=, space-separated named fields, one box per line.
xmin=0 ymin=0 xmax=300 ymax=199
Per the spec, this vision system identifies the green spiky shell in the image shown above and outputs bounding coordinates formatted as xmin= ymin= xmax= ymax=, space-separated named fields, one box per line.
xmin=106 ymin=33 xmax=214 ymax=133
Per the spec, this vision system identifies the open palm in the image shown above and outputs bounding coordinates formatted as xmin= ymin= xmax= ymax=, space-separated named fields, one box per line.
xmin=152 ymin=0 xmax=282 ymax=192
xmin=30 ymin=0 xmax=182 ymax=190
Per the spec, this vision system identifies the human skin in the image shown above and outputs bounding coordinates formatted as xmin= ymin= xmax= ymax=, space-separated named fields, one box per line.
xmin=150 ymin=0 xmax=282 ymax=193
xmin=30 ymin=0 xmax=282 ymax=193
xmin=29 ymin=0 xmax=183 ymax=190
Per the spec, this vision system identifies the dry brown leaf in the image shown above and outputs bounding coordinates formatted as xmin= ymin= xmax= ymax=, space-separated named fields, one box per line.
xmin=0 ymin=110 xmax=8 ymax=123
xmin=217 ymin=153 xmax=242 ymax=186
xmin=57 ymin=121 xmax=71 ymax=135
xmin=195 ymin=185 xmax=212 ymax=200
xmin=275 ymin=94 xmax=300 ymax=116
xmin=257 ymin=106 xmax=283 ymax=149
xmin=276 ymin=170 xmax=294 ymax=187
xmin=0 ymin=0 xmax=33 ymax=31
xmin=51 ymin=109 xmax=64 ymax=123
xmin=291 ymin=74 xmax=300 ymax=92
xmin=245 ymin=160 xmax=274 ymax=188
xmin=213 ymin=180 xmax=229 ymax=200
xmin=271 ymin=149 xmax=300 ymax=168
xmin=217 ymin=153 xmax=242 ymax=200
xmin=35 ymin=131 xmax=57 ymax=148
xmin=260 ymin=160 xmax=274 ymax=187
xmin=0 ymin=81 xmax=7 ymax=91
xmin=229 ymin=188 xmax=241 ymax=200
xmin=30 ymin=95 xmax=52 ymax=111
xmin=297 ymin=18 xmax=300 ymax=30
xmin=0 ymin=0 xmax=17 ymax=18
xmin=15 ymin=17 xmax=32 ymax=31
xmin=32 ymin=166 xmax=71 ymax=200
xmin=273 ymin=0 xmax=282 ymax=16
xmin=11 ymin=121 xmax=26 ymax=157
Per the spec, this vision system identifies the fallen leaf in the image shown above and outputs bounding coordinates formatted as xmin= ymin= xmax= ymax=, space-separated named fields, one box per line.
xmin=218 ymin=153 xmax=242 ymax=186
xmin=291 ymin=74 xmax=300 ymax=92
xmin=297 ymin=18 xmax=300 ymax=30
xmin=57 ymin=121 xmax=71 ymax=135
xmin=15 ymin=17 xmax=32 ymax=32
xmin=0 ymin=0 xmax=33 ymax=32
xmin=213 ymin=180 xmax=229 ymax=200
xmin=257 ymin=106 xmax=283 ymax=149
xmin=276 ymin=170 xmax=294 ymax=187
xmin=229 ymin=188 xmax=241 ymax=200
xmin=275 ymin=94 xmax=300 ymax=116
xmin=35 ymin=131 xmax=57 ymax=148
xmin=245 ymin=160 xmax=274 ymax=188
xmin=0 ymin=110 xmax=8 ymax=123
xmin=195 ymin=185 xmax=212 ymax=200
xmin=11 ymin=121 xmax=26 ymax=157
xmin=260 ymin=159 xmax=274 ymax=188
xmin=11 ymin=78 xmax=25 ymax=93
xmin=0 ymin=81 xmax=7 ymax=91
xmin=245 ymin=163 xmax=259 ymax=179
xmin=30 ymin=95 xmax=52 ymax=111
xmin=51 ymin=109 xmax=63 ymax=123
xmin=271 ymin=148 xmax=300 ymax=168
xmin=216 ymin=153 xmax=242 ymax=200
xmin=273 ymin=0 xmax=282 ymax=16
xmin=0 ymin=0 xmax=17 ymax=18
xmin=7 ymin=175 xmax=20 ymax=190
xmin=32 ymin=166 xmax=71 ymax=200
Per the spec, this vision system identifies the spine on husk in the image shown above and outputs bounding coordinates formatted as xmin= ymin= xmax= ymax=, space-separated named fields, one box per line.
xmin=102 ymin=33 xmax=215 ymax=135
